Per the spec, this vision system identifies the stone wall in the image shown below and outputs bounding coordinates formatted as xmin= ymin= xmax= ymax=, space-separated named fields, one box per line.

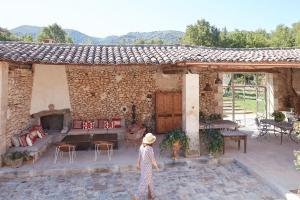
xmin=199 ymin=71 xmax=223 ymax=115
xmin=2 ymin=63 xmax=222 ymax=147
xmin=271 ymin=69 xmax=299 ymax=111
xmin=66 ymin=66 xmax=222 ymax=127
xmin=66 ymin=65 xmax=158 ymax=125
xmin=6 ymin=65 xmax=33 ymax=147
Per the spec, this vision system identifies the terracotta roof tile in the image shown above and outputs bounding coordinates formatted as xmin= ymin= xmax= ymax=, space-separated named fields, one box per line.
xmin=1 ymin=41 xmax=300 ymax=65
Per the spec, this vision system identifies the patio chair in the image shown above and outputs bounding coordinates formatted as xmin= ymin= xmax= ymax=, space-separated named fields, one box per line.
xmin=255 ymin=118 xmax=271 ymax=138
xmin=124 ymin=124 xmax=146 ymax=147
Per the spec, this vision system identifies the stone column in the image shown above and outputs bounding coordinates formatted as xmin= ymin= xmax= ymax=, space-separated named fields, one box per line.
xmin=266 ymin=73 xmax=275 ymax=117
xmin=182 ymin=73 xmax=200 ymax=157
xmin=0 ymin=62 xmax=8 ymax=166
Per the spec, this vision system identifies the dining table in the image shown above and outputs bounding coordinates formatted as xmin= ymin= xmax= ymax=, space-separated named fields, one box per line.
xmin=260 ymin=119 xmax=295 ymax=144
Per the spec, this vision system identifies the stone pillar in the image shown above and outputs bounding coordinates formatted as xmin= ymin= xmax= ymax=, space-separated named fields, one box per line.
xmin=0 ymin=62 xmax=8 ymax=166
xmin=266 ymin=73 xmax=275 ymax=117
xmin=182 ymin=73 xmax=200 ymax=157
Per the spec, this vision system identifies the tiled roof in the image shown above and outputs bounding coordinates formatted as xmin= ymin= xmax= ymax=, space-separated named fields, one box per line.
xmin=0 ymin=41 xmax=300 ymax=65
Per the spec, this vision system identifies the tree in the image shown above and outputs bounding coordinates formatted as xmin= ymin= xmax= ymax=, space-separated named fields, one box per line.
xmin=292 ymin=21 xmax=300 ymax=47
xmin=37 ymin=23 xmax=73 ymax=43
xmin=246 ymin=29 xmax=270 ymax=48
xmin=181 ymin=19 xmax=220 ymax=46
xmin=20 ymin=34 xmax=33 ymax=42
xmin=225 ymin=30 xmax=248 ymax=48
xmin=270 ymin=24 xmax=294 ymax=47
xmin=0 ymin=27 xmax=17 ymax=41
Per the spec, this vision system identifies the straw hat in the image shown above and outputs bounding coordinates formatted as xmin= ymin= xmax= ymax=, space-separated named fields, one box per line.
xmin=142 ymin=133 xmax=156 ymax=144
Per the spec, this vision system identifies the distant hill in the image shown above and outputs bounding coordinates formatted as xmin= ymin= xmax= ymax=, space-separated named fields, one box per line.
xmin=10 ymin=25 xmax=184 ymax=44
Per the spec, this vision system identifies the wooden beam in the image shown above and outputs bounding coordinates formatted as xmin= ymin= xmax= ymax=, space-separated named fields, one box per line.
xmin=162 ymin=66 xmax=187 ymax=74
xmin=163 ymin=65 xmax=281 ymax=74
xmin=184 ymin=62 xmax=300 ymax=68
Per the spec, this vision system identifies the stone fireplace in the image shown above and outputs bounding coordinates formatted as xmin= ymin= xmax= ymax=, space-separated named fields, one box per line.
xmin=41 ymin=114 xmax=64 ymax=132
xmin=32 ymin=109 xmax=71 ymax=133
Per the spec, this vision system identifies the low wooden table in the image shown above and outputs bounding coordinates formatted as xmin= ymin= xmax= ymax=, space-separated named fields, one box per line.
xmin=221 ymin=130 xmax=247 ymax=154
xmin=62 ymin=133 xmax=118 ymax=150
xmin=92 ymin=140 xmax=113 ymax=161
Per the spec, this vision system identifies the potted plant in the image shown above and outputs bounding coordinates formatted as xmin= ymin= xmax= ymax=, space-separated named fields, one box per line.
xmin=160 ymin=129 xmax=189 ymax=160
xmin=271 ymin=111 xmax=285 ymax=122
xmin=3 ymin=151 xmax=26 ymax=168
xmin=207 ymin=113 xmax=222 ymax=122
xmin=206 ymin=129 xmax=223 ymax=156
xmin=294 ymin=151 xmax=300 ymax=195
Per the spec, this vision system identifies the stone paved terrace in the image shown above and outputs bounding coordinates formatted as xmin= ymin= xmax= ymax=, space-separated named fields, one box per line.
xmin=0 ymin=133 xmax=299 ymax=199
xmin=0 ymin=160 xmax=283 ymax=200
xmin=223 ymin=128 xmax=300 ymax=199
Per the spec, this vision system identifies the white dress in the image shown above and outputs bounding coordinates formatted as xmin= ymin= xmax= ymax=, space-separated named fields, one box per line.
xmin=136 ymin=144 xmax=155 ymax=198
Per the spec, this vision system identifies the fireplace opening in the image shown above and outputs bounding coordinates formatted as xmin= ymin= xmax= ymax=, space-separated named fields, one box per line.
xmin=41 ymin=114 xmax=63 ymax=133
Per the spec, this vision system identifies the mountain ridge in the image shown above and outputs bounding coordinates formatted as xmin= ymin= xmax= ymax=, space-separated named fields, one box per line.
xmin=10 ymin=25 xmax=183 ymax=44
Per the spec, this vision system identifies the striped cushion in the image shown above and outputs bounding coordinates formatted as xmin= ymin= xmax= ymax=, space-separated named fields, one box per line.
xmin=73 ymin=120 xmax=83 ymax=129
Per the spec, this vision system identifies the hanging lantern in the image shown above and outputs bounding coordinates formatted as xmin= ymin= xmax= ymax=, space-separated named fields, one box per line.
xmin=203 ymin=83 xmax=213 ymax=91
xmin=215 ymin=73 xmax=222 ymax=85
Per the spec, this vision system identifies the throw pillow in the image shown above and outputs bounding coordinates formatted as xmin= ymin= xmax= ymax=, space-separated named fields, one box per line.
xmin=83 ymin=121 xmax=94 ymax=130
xmin=18 ymin=133 xmax=28 ymax=147
xmin=73 ymin=120 xmax=83 ymax=129
xmin=36 ymin=130 xmax=43 ymax=139
xmin=30 ymin=125 xmax=46 ymax=137
xmin=98 ymin=119 xmax=107 ymax=129
xmin=104 ymin=120 xmax=113 ymax=129
xmin=26 ymin=134 xmax=33 ymax=146
xmin=112 ymin=117 xmax=121 ymax=128
xmin=29 ymin=130 xmax=39 ymax=141
xmin=11 ymin=136 xmax=20 ymax=147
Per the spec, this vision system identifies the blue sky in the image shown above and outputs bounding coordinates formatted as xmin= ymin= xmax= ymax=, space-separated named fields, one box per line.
xmin=1 ymin=0 xmax=300 ymax=37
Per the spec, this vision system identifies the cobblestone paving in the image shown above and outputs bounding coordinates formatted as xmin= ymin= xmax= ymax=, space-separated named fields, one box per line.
xmin=0 ymin=162 xmax=283 ymax=200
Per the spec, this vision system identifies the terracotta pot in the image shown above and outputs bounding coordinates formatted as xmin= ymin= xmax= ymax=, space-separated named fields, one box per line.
xmin=172 ymin=140 xmax=181 ymax=160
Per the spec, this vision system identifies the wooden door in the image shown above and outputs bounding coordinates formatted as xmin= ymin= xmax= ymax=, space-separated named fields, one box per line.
xmin=156 ymin=91 xmax=182 ymax=133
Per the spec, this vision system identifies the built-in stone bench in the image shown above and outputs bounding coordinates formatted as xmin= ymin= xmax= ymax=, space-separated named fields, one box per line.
xmin=8 ymin=135 xmax=54 ymax=163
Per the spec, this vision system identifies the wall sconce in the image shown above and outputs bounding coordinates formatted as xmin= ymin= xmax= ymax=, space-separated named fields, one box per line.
xmin=203 ymin=83 xmax=213 ymax=92
xmin=214 ymin=73 xmax=222 ymax=85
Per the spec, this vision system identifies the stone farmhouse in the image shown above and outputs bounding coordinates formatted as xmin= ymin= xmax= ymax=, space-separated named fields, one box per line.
xmin=0 ymin=41 xmax=300 ymax=160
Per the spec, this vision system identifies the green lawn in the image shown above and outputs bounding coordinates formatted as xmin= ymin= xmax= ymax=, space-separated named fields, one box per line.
xmin=223 ymin=96 xmax=265 ymax=113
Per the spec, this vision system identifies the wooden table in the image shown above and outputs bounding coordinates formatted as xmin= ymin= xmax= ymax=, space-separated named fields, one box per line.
xmin=221 ymin=130 xmax=247 ymax=154
xmin=62 ymin=133 xmax=118 ymax=150
xmin=92 ymin=140 xmax=113 ymax=161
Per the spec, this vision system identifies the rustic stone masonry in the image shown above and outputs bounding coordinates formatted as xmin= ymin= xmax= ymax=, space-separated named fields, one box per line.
xmin=3 ymin=63 xmax=222 ymax=148
xmin=66 ymin=65 xmax=158 ymax=125
xmin=199 ymin=71 xmax=223 ymax=115
xmin=6 ymin=65 xmax=33 ymax=147
xmin=66 ymin=65 xmax=222 ymax=127
xmin=272 ymin=69 xmax=298 ymax=111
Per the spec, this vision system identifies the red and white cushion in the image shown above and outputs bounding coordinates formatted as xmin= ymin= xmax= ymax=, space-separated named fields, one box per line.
xmin=73 ymin=120 xmax=83 ymax=129
xmin=18 ymin=133 xmax=28 ymax=147
xmin=30 ymin=125 xmax=46 ymax=138
xmin=104 ymin=120 xmax=114 ymax=129
xmin=112 ymin=117 xmax=121 ymax=128
xmin=83 ymin=121 xmax=94 ymax=130
xmin=98 ymin=119 xmax=107 ymax=129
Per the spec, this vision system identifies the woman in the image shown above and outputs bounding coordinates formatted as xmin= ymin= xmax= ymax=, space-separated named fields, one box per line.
xmin=132 ymin=133 xmax=159 ymax=200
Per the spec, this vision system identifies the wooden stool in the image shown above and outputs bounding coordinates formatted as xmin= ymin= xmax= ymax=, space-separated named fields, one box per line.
xmin=93 ymin=141 xmax=113 ymax=161
xmin=54 ymin=143 xmax=76 ymax=163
